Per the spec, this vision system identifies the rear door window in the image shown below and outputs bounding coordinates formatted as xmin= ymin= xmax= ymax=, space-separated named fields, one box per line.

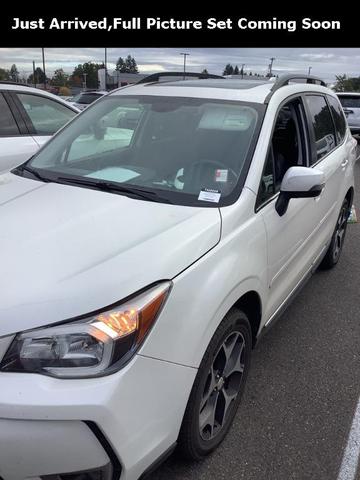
xmin=305 ymin=95 xmax=336 ymax=163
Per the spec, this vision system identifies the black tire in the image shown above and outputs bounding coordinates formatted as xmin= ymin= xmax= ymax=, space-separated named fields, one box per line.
xmin=320 ymin=198 xmax=350 ymax=270
xmin=178 ymin=309 xmax=252 ymax=461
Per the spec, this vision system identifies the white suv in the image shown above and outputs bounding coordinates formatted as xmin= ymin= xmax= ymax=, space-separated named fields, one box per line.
xmin=0 ymin=75 xmax=356 ymax=480
xmin=0 ymin=82 xmax=79 ymax=172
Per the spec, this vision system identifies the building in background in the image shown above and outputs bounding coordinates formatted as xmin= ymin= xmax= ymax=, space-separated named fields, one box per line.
xmin=98 ymin=69 xmax=147 ymax=90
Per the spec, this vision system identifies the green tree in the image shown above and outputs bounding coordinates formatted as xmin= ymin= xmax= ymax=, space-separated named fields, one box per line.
xmin=116 ymin=55 xmax=138 ymax=73
xmin=28 ymin=67 xmax=46 ymax=85
xmin=70 ymin=62 xmax=105 ymax=89
xmin=334 ymin=74 xmax=347 ymax=91
xmin=128 ymin=55 xmax=138 ymax=73
xmin=51 ymin=68 xmax=69 ymax=87
xmin=223 ymin=64 xmax=234 ymax=75
xmin=9 ymin=64 xmax=19 ymax=82
xmin=115 ymin=57 xmax=126 ymax=72
xmin=234 ymin=65 xmax=239 ymax=75
xmin=334 ymin=74 xmax=360 ymax=92
xmin=0 ymin=68 xmax=10 ymax=81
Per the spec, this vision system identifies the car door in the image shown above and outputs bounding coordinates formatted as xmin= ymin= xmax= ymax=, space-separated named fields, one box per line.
xmin=257 ymin=96 xmax=323 ymax=321
xmin=303 ymin=94 xmax=347 ymax=250
xmin=0 ymin=92 xmax=39 ymax=172
xmin=11 ymin=91 xmax=77 ymax=148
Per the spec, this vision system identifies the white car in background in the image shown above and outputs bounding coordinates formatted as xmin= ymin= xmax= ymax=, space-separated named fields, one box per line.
xmin=0 ymin=82 xmax=79 ymax=172
xmin=69 ymin=90 xmax=108 ymax=110
xmin=337 ymin=92 xmax=360 ymax=135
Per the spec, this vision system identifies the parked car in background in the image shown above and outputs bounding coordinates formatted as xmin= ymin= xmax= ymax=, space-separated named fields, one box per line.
xmin=0 ymin=74 xmax=356 ymax=480
xmin=337 ymin=92 xmax=360 ymax=135
xmin=68 ymin=90 xmax=108 ymax=110
xmin=0 ymin=82 xmax=79 ymax=172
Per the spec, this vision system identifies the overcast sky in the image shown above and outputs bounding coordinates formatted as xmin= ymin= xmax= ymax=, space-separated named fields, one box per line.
xmin=0 ymin=48 xmax=359 ymax=83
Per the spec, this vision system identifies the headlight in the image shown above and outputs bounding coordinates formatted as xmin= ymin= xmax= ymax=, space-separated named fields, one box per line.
xmin=0 ymin=282 xmax=171 ymax=378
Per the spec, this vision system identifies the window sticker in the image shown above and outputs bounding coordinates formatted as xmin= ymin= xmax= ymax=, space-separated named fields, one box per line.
xmin=198 ymin=188 xmax=221 ymax=203
xmin=214 ymin=169 xmax=228 ymax=182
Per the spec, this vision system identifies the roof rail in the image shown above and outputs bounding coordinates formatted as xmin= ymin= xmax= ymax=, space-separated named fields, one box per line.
xmin=0 ymin=80 xmax=31 ymax=88
xmin=265 ymin=74 xmax=327 ymax=102
xmin=137 ymin=71 xmax=224 ymax=84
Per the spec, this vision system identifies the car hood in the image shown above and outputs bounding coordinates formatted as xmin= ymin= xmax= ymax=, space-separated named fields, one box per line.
xmin=0 ymin=173 xmax=221 ymax=336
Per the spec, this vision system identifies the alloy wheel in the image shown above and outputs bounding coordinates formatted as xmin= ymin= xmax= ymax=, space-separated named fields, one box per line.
xmin=333 ymin=205 xmax=349 ymax=261
xmin=199 ymin=331 xmax=246 ymax=441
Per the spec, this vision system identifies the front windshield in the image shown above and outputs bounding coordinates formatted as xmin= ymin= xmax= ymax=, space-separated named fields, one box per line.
xmin=26 ymin=95 xmax=263 ymax=206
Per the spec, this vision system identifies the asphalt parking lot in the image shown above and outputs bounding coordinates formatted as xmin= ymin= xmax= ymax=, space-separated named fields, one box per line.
xmin=149 ymin=144 xmax=360 ymax=480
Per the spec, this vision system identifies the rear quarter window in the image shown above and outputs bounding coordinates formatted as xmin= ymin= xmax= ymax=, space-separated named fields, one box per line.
xmin=327 ymin=95 xmax=347 ymax=143
xmin=0 ymin=93 xmax=19 ymax=136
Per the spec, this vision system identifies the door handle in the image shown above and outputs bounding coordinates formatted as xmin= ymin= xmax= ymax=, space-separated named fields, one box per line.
xmin=341 ymin=159 xmax=349 ymax=167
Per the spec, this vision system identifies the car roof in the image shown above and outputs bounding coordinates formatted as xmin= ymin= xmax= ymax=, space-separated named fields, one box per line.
xmin=109 ymin=76 xmax=332 ymax=105
xmin=0 ymin=82 xmax=80 ymax=112
xmin=153 ymin=79 xmax=269 ymax=90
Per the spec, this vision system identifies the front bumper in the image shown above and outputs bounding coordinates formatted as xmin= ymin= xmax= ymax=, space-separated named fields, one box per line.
xmin=0 ymin=419 xmax=112 ymax=480
xmin=0 ymin=354 xmax=196 ymax=480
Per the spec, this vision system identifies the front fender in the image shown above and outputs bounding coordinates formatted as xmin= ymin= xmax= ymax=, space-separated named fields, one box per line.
xmin=139 ymin=205 xmax=268 ymax=368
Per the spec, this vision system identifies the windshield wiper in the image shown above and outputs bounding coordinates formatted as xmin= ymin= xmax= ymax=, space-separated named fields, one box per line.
xmin=14 ymin=164 xmax=51 ymax=183
xmin=55 ymin=176 xmax=173 ymax=204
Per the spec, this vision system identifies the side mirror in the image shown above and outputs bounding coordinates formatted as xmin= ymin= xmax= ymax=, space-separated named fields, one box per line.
xmin=275 ymin=166 xmax=325 ymax=216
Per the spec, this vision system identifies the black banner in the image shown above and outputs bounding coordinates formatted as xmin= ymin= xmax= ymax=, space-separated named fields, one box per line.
xmin=0 ymin=8 xmax=358 ymax=47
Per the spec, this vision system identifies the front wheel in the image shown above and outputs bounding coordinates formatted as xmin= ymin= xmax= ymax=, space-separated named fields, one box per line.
xmin=178 ymin=309 xmax=252 ymax=461
xmin=320 ymin=198 xmax=350 ymax=269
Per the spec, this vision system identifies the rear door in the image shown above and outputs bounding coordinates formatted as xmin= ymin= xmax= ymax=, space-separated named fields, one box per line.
xmin=0 ymin=92 xmax=39 ymax=172
xmin=303 ymin=94 xmax=347 ymax=250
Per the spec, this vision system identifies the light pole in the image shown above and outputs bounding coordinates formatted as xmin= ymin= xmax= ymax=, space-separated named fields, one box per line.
xmin=104 ymin=47 xmax=108 ymax=90
xmin=241 ymin=63 xmax=245 ymax=79
xmin=180 ymin=53 xmax=189 ymax=80
xmin=83 ymin=73 xmax=87 ymax=90
xmin=32 ymin=61 xmax=36 ymax=88
xmin=41 ymin=48 xmax=46 ymax=89
xmin=308 ymin=66 xmax=312 ymax=76
xmin=269 ymin=57 xmax=275 ymax=77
